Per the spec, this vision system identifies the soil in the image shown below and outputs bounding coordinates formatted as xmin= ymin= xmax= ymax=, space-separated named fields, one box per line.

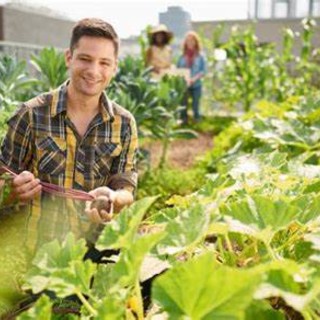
xmin=142 ymin=132 xmax=213 ymax=169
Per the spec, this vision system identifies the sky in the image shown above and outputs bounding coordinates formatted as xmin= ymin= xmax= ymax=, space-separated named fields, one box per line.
xmin=0 ymin=0 xmax=251 ymax=38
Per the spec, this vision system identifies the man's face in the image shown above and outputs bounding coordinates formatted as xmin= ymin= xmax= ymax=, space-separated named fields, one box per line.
xmin=65 ymin=36 xmax=118 ymax=98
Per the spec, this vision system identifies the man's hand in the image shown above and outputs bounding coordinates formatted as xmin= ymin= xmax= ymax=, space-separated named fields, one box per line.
xmin=85 ymin=187 xmax=115 ymax=224
xmin=12 ymin=171 xmax=42 ymax=202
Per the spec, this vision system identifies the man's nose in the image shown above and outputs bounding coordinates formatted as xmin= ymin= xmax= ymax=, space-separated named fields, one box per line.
xmin=86 ymin=61 xmax=100 ymax=76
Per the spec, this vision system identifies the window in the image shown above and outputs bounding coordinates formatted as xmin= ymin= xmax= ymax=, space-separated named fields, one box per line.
xmin=312 ymin=0 xmax=320 ymax=16
xmin=275 ymin=0 xmax=289 ymax=17
xmin=257 ymin=0 xmax=273 ymax=18
xmin=296 ymin=0 xmax=311 ymax=17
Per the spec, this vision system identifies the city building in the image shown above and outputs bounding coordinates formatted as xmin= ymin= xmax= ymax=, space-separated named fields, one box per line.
xmin=0 ymin=2 xmax=73 ymax=61
xmin=193 ymin=0 xmax=320 ymax=56
xmin=159 ymin=6 xmax=192 ymax=40
xmin=0 ymin=1 xmax=319 ymax=61
xmin=249 ymin=0 xmax=320 ymax=19
xmin=0 ymin=2 xmax=140 ymax=61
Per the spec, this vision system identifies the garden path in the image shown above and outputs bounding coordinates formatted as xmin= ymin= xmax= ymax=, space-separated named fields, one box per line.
xmin=144 ymin=132 xmax=214 ymax=169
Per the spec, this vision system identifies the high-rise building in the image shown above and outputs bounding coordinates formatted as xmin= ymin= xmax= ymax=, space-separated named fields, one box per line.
xmin=248 ymin=0 xmax=320 ymax=19
xmin=159 ymin=6 xmax=191 ymax=40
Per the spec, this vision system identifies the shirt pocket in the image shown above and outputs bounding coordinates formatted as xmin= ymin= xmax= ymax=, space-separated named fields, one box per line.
xmin=92 ymin=142 xmax=122 ymax=179
xmin=36 ymin=136 xmax=66 ymax=176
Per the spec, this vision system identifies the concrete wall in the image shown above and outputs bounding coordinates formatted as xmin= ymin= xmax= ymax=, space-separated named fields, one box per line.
xmin=0 ymin=5 xmax=142 ymax=59
xmin=193 ymin=17 xmax=320 ymax=55
xmin=0 ymin=6 xmax=74 ymax=49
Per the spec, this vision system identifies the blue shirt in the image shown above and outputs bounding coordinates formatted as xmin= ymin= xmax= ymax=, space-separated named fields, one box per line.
xmin=177 ymin=53 xmax=206 ymax=88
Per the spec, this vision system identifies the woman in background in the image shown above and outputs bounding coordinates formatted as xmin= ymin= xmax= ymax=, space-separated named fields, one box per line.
xmin=146 ymin=24 xmax=173 ymax=78
xmin=177 ymin=31 xmax=206 ymax=124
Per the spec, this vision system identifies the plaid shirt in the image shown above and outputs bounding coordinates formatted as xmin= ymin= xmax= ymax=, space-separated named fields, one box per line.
xmin=0 ymin=82 xmax=138 ymax=250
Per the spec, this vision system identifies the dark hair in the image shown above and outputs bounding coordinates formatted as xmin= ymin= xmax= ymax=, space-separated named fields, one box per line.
xmin=150 ymin=32 xmax=171 ymax=46
xmin=70 ymin=18 xmax=119 ymax=56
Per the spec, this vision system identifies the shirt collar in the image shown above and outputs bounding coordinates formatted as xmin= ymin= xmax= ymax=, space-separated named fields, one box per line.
xmin=50 ymin=80 xmax=115 ymax=122
xmin=100 ymin=91 xmax=115 ymax=122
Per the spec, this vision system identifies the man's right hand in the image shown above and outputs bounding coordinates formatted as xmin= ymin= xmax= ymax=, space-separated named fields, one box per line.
xmin=12 ymin=171 xmax=42 ymax=202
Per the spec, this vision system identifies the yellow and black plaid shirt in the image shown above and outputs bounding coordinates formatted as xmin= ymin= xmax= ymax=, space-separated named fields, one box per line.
xmin=0 ymin=82 xmax=138 ymax=250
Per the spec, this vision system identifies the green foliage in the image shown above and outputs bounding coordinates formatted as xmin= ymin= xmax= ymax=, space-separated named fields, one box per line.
xmin=138 ymin=166 xmax=206 ymax=212
xmin=245 ymin=301 xmax=285 ymax=320
xmin=0 ymin=55 xmax=38 ymax=103
xmin=202 ymin=94 xmax=320 ymax=172
xmin=96 ymin=196 xmax=158 ymax=250
xmin=0 ymin=202 xmax=30 ymax=318
xmin=204 ymin=19 xmax=320 ymax=111
xmin=156 ymin=204 xmax=209 ymax=256
xmin=153 ymin=253 xmax=262 ymax=319
xmin=24 ymin=234 xmax=96 ymax=297
xmin=190 ymin=114 xmax=236 ymax=135
xmin=109 ymin=55 xmax=196 ymax=168
xmin=30 ymin=47 xmax=68 ymax=91
xmin=1 ymin=26 xmax=320 ymax=318
xmin=17 ymin=295 xmax=52 ymax=320
xmin=0 ymin=54 xmax=37 ymax=140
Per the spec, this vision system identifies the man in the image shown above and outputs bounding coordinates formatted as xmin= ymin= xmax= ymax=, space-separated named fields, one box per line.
xmin=0 ymin=18 xmax=138 ymax=249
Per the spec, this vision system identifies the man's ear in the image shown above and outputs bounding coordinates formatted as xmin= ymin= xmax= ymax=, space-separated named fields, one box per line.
xmin=65 ymin=49 xmax=72 ymax=68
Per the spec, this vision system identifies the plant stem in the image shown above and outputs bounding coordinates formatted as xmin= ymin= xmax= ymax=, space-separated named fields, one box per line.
xmin=75 ymin=289 xmax=97 ymax=317
xmin=275 ymin=229 xmax=304 ymax=253
xmin=217 ymin=236 xmax=226 ymax=262
xmin=135 ymin=279 xmax=144 ymax=320
xmin=225 ymin=234 xmax=233 ymax=253
xmin=264 ymin=241 xmax=277 ymax=260
xmin=159 ymin=136 xmax=169 ymax=169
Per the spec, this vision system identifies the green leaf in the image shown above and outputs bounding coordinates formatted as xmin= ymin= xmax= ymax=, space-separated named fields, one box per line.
xmin=168 ymin=129 xmax=198 ymax=140
xmin=109 ymin=232 xmax=165 ymax=289
xmin=153 ymin=253 xmax=262 ymax=319
xmin=93 ymin=232 xmax=165 ymax=298
xmin=221 ymin=195 xmax=300 ymax=244
xmin=17 ymin=295 xmax=52 ymax=320
xmin=95 ymin=295 xmax=126 ymax=320
xmin=304 ymin=233 xmax=320 ymax=263
xmin=32 ymin=234 xmax=88 ymax=270
xmin=245 ymin=300 xmax=285 ymax=320
xmin=157 ymin=204 xmax=209 ymax=255
xmin=252 ymin=261 xmax=320 ymax=314
xmin=24 ymin=233 xmax=96 ymax=297
xmin=30 ymin=47 xmax=67 ymax=90
xmin=96 ymin=196 xmax=158 ymax=250
xmin=294 ymin=196 xmax=320 ymax=224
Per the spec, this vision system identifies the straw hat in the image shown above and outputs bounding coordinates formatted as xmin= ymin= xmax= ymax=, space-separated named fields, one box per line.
xmin=149 ymin=24 xmax=173 ymax=40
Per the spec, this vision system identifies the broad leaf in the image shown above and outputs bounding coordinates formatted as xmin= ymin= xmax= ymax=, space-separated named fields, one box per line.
xmin=109 ymin=232 xmax=165 ymax=289
xmin=24 ymin=233 xmax=96 ymax=297
xmin=221 ymin=195 xmax=301 ymax=244
xmin=245 ymin=300 xmax=285 ymax=320
xmin=93 ymin=232 xmax=165 ymax=297
xmin=17 ymin=295 xmax=52 ymax=320
xmin=96 ymin=196 xmax=157 ymax=250
xmin=95 ymin=295 xmax=126 ymax=320
xmin=153 ymin=253 xmax=262 ymax=319
xmin=157 ymin=204 xmax=209 ymax=255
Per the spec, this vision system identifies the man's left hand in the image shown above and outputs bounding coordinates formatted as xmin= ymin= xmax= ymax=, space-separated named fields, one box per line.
xmin=85 ymin=187 xmax=115 ymax=224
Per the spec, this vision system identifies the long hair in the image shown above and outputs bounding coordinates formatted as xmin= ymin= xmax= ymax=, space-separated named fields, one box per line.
xmin=182 ymin=31 xmax=202 ymax=54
